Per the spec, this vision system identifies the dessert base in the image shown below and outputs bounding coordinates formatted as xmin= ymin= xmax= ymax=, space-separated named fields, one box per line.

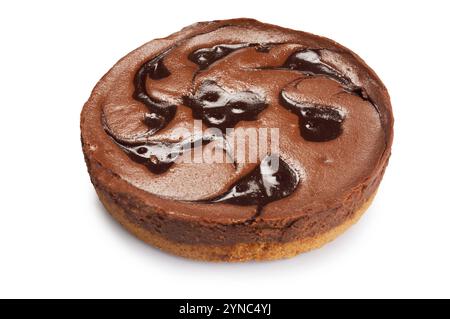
xmin=96 ymin=189 xmax=376 ymax=262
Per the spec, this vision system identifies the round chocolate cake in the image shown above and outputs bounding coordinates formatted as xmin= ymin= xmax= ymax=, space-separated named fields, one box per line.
xmin=81 ymin=19 xmax=393 ymax=261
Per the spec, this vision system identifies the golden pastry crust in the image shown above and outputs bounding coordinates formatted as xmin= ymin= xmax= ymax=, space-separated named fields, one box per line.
xmin=96 ymin=188 xmax=376 ymax=262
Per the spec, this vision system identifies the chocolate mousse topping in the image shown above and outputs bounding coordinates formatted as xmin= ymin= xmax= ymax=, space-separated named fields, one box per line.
xmin=81 ymin=19 xmax=393 ymax=245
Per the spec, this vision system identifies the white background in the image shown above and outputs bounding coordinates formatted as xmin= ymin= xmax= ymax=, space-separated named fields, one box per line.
xmin=1 ymin=0 xmax=449 ymax=298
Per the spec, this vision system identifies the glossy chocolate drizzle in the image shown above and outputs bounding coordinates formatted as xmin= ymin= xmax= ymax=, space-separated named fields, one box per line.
xmin=103 ymin=123 xmax=232 ymax=174
xmin=279 ymin=49 xmax=376 ymax=104
xmin=188 ymin=43 xmax=250 ymax=69
xmin=183 ymin=80 xmax=267 ymax=132
xmin=205 ymin=155 xmax=300 ymax=220
xmin=133 ymin=51 xmax=176 ymax=134
xmin=282 ymin=49 xmax=352 ymax=86
xmin=109 ymin=136 xmax=203 ymax=174
xmin=280 ymin=90 xmax=345 ymax=142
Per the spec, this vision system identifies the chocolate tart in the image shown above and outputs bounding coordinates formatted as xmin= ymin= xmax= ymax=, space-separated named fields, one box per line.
xmin=81 ymin=19 xmax=393 ymax=261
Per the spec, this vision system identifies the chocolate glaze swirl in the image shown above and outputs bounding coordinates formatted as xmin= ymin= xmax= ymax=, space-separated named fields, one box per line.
xmin=281 ymin=49 xmax=352 ymax=86
xmin=280 ymin=89 xmax=345 ymax=142
xmin=205 ymin=155 xmax=300 ymax=220
xmin=133 ymin=51 xmax=176 ymax=134
xmin=188 ymin=43 xmax=251 ymax=70
xmin=183 ymin=80 xmax=267 ymax=132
